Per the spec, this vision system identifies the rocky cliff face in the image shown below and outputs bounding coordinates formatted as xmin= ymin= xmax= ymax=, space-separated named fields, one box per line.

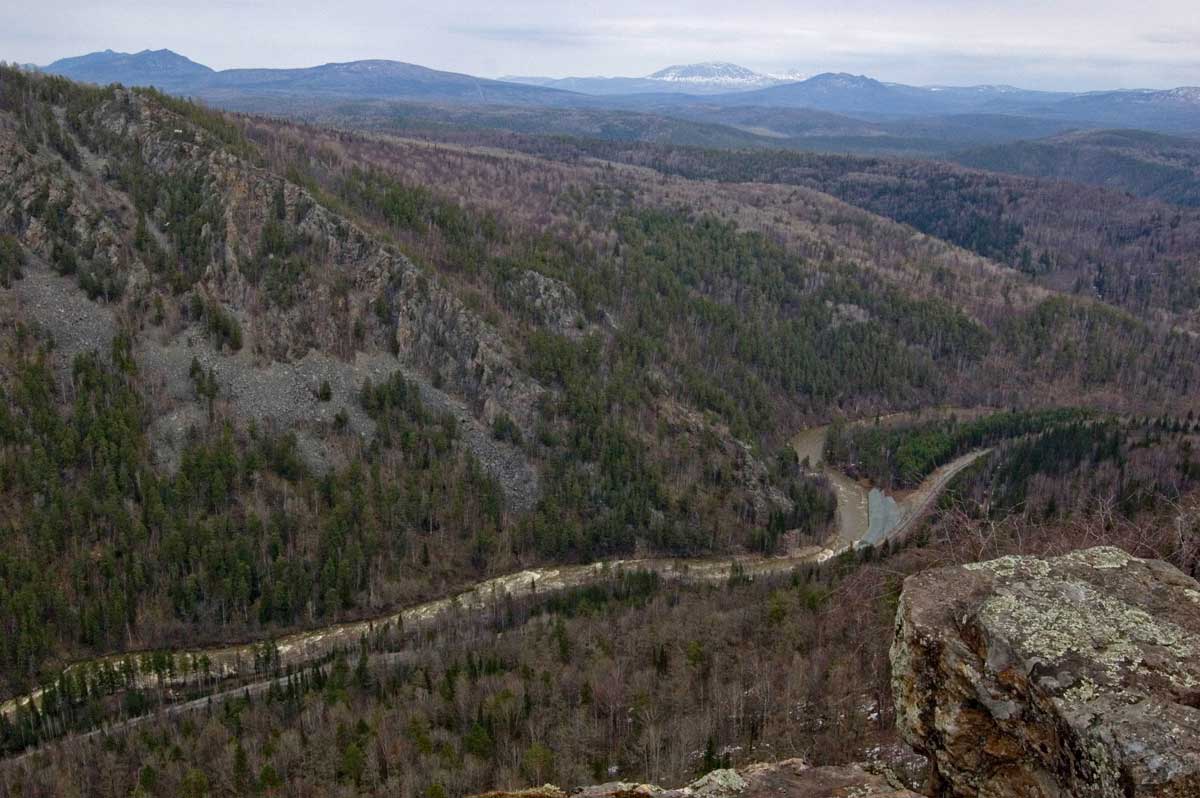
xmin=1 ymin=71 xmax=798 ymax=520
xmin=95 ymin=86 xmax=548 ymax=430
xmin=891 ymin=547 xmax=1200 ymax=797
xmin=474 ymin=759 xmax=921 ymax=798
xmin=0 ymin=76 xmax=545 ymax=505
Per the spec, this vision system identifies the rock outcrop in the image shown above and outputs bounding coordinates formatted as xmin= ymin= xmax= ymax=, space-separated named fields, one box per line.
xmin=0 ymin=82 xmax=545 ymax=506
xmin=473 ymin=759 xmax=921 ymax=798
xmin=892 ymin=546 xmax=1200 ymax=797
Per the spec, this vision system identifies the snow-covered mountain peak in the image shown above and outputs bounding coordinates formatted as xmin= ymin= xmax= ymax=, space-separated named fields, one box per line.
xmin=645 ymin=62 xmax=780 ymax=89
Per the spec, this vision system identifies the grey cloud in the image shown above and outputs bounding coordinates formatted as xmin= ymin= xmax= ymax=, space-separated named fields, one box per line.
xmin=450 ymin=24 xmax=603 ymax=47
xmin=1141 ymin=30 xmax=1200 ymax=46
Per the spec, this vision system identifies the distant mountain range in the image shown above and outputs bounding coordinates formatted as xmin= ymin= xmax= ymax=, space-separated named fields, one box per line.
xmin=43 ymin=48 xmax=215 ymax=90
xmin=695 ymin=73 xmax=1075 ymax=115
xmin=41 ymin=48 xmax=575 ymax=106
xmin=35 ymin=49 xmax=1200 ymax=137
xmin=502 ymin=62 xmax=806 ymax=95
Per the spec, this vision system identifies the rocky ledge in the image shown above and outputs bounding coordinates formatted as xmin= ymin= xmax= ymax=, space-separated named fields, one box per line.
xmin=473 ymin=759 xmax=920 ymax=797
xmin=891 ymin=546 xmax=1200 ymax=797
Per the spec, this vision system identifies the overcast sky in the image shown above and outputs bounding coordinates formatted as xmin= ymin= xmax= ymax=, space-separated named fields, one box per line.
xmin=3 ymin=0 xmax=1198 ymax=90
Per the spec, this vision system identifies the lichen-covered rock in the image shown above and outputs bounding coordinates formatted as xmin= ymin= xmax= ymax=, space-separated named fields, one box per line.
xmin=473 ymin=759 xmax=920 ymax=797
xmin=892 ymin=547 xmax=1200 ymax=797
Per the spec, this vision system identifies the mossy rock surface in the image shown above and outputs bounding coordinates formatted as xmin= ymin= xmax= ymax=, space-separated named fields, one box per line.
xmin=892 ymin=546 xmax=1200 ymax=797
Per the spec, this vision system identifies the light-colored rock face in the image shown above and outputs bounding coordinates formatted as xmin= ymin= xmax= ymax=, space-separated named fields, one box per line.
xmin=0 ymin=86 xmax=546 ymax=507
xmin=473 ymin=760 xmax=922 ymax=798
xmin=891 ymin=546 xmax=1200 ymax=798
xmin=504 ymin=269 xmax=589 ymax=340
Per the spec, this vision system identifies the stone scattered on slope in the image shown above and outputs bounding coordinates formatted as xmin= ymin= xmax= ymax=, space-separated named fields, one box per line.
xmin=473 ymin=759 xmax=921 ymax=797
xmin=892 ymin=546 xmax=1200 ymax=797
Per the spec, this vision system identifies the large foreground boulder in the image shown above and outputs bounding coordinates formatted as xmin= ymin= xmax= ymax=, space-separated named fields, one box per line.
xmin=892 ymin=546 xmax=1200 ymax=797
xmin=473 ymin=759 xmax=921 ymax=797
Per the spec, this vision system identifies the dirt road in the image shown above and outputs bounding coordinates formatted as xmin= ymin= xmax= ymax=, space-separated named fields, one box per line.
xmin=1 ymin=550 xmax=833 ymax=726
xmin=4 ymin=413 xmax=992 ymax=759
xmin=791 ymin=408 xmax=992 ymax=546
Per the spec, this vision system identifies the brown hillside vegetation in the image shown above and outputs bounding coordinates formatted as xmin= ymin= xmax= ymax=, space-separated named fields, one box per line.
xmin=1 ymin=66 xmax=1200 ymax=797
xmin=408 ymin=130 xmax=1200 ymax=334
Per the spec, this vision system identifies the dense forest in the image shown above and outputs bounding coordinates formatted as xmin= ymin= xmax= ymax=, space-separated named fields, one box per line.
xmin=822 ymin=408 xmax=1200 ymax=525
xmin=4 ymin=66 xmax=1200 ymax=684
xmin=955 ymin=130 xmax=1200 ymax=208
xmin=247 ymin=117 xmax=1200 ymax=417
xmin=823 ymin=408 xmax=1093 ymax=488
xmin=406 ymin=129 xmax=1200 ymax=329
xmin=2 ymin=66 xmax=1200 ymax=795
xmin=0 ymin=67 xmax=847 ymax=694
xmin=949 ymin=415 xmax=1200 ymax=523
xmin=1 ymin=564 xmax=896 ymax=797
xmin=0 ymin=334 xmax=509 ymax=694
xmin=5 ymin=417 xmax=1198 ymax=795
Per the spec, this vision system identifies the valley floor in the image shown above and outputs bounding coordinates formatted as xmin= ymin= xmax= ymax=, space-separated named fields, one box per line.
xmin=1 ymin=427 xmax=991 ymax=758
xmin=791 ymin=409 xmax=992 ymax=545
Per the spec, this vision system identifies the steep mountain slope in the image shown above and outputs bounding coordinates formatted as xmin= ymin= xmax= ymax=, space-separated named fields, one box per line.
xmin=0 ymin=68 xmax=559 ymax=693
xmin=957 ymin=129 xmax=1200 ymax=206
xmin=0 ymin=67 xmax=848 ymax=695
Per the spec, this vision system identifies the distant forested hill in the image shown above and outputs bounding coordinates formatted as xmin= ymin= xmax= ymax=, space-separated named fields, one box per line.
xmin=447 ymin=132 xmax=1200 ymax=330
xmin=956 ymin=129 xmax=1200 ymax=207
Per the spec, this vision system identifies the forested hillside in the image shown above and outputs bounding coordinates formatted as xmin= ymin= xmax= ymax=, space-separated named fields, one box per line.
xmin=0 ymin=68 xmax=813 ymax=693
xmin=2 ymin=66 xmax=1200 ymax=797
xmin=429 ymin=131 xmax=1200 ymax=333
xmin=249 ymin=118 xmax=1200 ymax=410
xmin=4 ymin=67 xmax=1200 ymax=697
xmin=5 ymin=415 xmax=1198 ymax=796
xmin=956 ymin=129 xmax=1200 ymax=207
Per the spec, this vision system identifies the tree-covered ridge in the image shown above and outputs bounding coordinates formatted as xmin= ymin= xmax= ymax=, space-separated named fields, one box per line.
xmin=0 ymin=66 xmax=242 ymax=298
xmin=255 ymin=118 xmax=1200 ymax=418
xmin=822 ymin=408 xmax=1092 ymax=488
xmin=432 ymin=131 xmax=1200 ymax=331
xmin=956 ymin=129 xmax=1200 ymax=208
xmin=279 ymin=137 xmax=995 ymax=432
xmin=945 ymin=415 xmax=1200 ymax=523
